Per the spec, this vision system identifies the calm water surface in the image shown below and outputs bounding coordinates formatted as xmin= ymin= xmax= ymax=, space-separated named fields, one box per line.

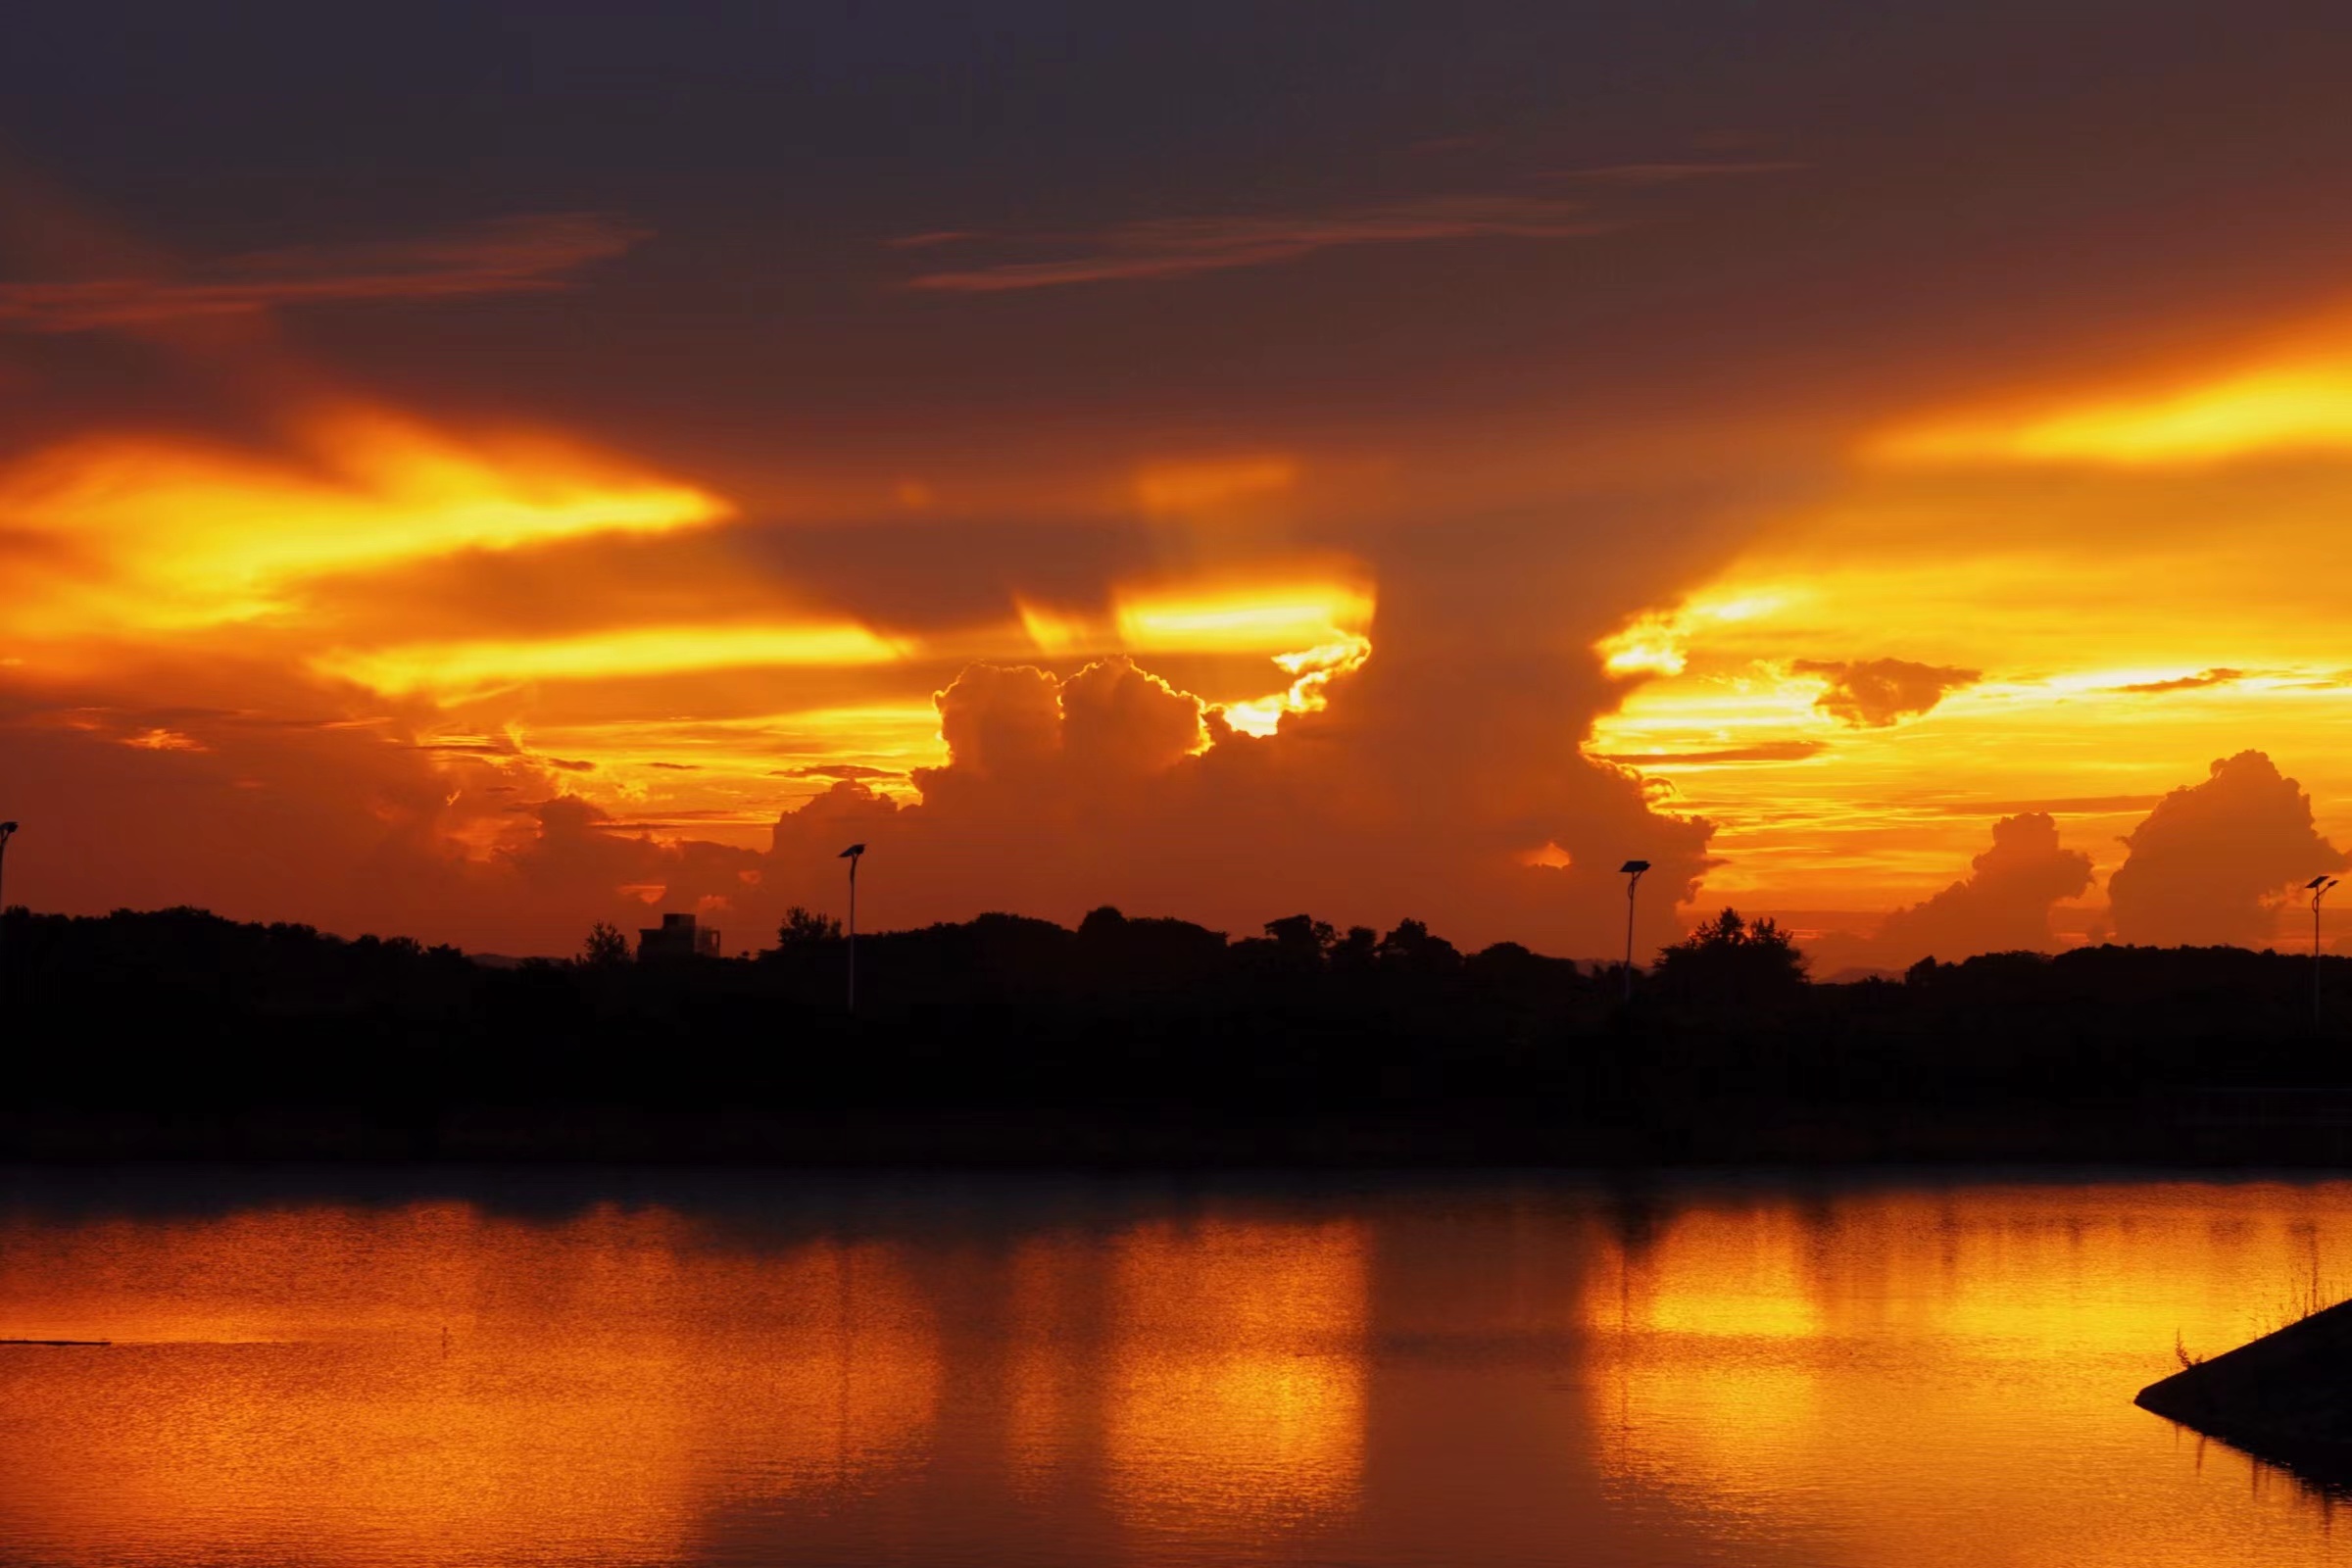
xmin=1 ymin=1168 xmax=2345 ymax=1567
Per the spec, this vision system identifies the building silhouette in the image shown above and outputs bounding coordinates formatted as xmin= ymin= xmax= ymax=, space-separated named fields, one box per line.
xmin=638 ymin=911 xmax=720 ymax=961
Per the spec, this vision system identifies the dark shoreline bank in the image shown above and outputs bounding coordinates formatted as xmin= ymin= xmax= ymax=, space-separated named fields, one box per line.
xmin=17 ymin=907 xmax=2352 ymax=1172
xmin=2137 ymin=1297 xmax=2352 ymax=1496
xmin=8 ymin=1097 xmax=2352 ymax=1168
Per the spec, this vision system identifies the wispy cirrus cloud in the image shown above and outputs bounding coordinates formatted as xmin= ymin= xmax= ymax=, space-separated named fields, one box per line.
xmin=2106 ymin=667 xmax=2248 ymax=694
xmin=0 ymin=214 xmax=646 ymax=332
xmin=1596 ymin=740 xmax=1830 ymax=765
xmin=902 ymin=195 xmax=1615 ymax=292
xmin=769 ymin=762 xmax=904 ymax=780
xmin=1542 ymin=160 xmax=1807 ymax=185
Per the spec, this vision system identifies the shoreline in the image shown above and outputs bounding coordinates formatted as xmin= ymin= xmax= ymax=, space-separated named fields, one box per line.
xmin=8 ymin=1100 xmax=2352 ymax=1169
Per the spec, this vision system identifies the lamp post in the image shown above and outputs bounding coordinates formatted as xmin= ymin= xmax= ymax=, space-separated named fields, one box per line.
xmin=839 ymin=843 xmax=865 ymax=1013
xmin=1619 ymin=859 xmax=1650 ymax=1004
xmin=2311 ymin=874 xmax=2338 ymax=1031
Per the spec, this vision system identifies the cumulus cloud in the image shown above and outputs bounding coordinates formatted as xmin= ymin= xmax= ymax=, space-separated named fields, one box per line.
xmin=927 ymin=663 xmax=1063 ymax=781
xmin=747 ymin=645 xmax=1714 ymax=959
xmin=906 ymin=657 xmax=1207 ymax=815
xmin=2107 ymin=751 xmax=2347 ymax=947
xmin=1056 ymin=658 xmax=1208 ymax=777
xmin=0 ymin=445 xmax=1742 ymax=958
xmin=0 ymin=214 xmax=644 ymax=332
xmin=0 ymin=145 xmax=1786 ymax=964
xmin=1793 ymin=658 xmax=1981 ymax=727
xmin=1871 ymin=812 xmax=2094 ymax=964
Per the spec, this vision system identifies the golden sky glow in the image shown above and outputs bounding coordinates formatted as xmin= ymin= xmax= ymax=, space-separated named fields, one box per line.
xmin=1 ymin=407 xmax=729 ymax=636
xmin=12 ymin=12 xmax=2352 ymax=958
xmin=1873 ymin=351 xmax=2352 ymax=466
xmin=316 ymin=620 xmax=907 ymax=698
xmin=1585 ymin=326 xmax=2352 ymax=955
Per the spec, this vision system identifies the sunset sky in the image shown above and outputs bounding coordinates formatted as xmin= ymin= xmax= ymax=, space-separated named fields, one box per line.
xmin=6 ymin=2 xmax=2352 ymax=961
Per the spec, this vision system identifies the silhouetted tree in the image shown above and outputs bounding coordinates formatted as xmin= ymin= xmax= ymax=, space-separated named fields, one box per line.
xmin=1256 ymin=913 xmax=1337 ymax=974
xmin=1377 ymin=918 xmax=1462 ymax=975
xmin=776 ymin=906 xmax=844 ymax=948
xmin=579 ymin=921 xmax=630 ymax=968
xmin=14 ymin=899 xmax=2352 ymax=1167
xmin=1328 ymin=925 xmax=1379 ymax=972
xmin=1652 ymin=907 xmax=1806 ymax=1003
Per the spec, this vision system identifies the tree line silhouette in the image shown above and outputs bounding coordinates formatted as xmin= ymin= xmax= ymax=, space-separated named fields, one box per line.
xmin=1 ymin=901 xmax=2347 ymax=1163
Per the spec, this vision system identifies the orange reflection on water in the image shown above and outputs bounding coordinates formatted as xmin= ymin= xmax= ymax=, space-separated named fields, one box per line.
xmin=1000 ymin=1234 xmax=1099 ymax=1497
xmin=11 ymin=1179 xmax=2352 ymax=1568
xmin=0 ymin=1200 xmax=938 ymax=1567
xmin=1581 ymin=1182 xmax=2352 ymax=1567
xmin=1102 ymin=1218 xmax=1369 ymax=1536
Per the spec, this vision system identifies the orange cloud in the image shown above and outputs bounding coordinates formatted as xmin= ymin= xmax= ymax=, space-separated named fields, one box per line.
xmin=923 ymin=657 xmax=1205 ymax=790
xmin=1869 ymin=812 xmax=2095 ymax=965
xmin=2106 ymin=667 xmax=2247 ymax=695
xmin=1790 ymin=658 xmax=1981 ymax=728
xmin=2107 ymin=751 xmax=2346 ymax=947
xmin=1133 ymin=456 xmax=1297 ymax=514
xmin=0 ymin=214 xmax=644 ymax=332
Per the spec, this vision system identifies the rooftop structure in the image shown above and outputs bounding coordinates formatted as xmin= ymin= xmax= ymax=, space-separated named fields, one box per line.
xmin=638 ymin=911 xmax=720 ymax=961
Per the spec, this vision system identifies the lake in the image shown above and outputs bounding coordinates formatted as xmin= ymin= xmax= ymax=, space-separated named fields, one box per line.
xmin=0 ymin=1168 xmax=2343 ymax=1567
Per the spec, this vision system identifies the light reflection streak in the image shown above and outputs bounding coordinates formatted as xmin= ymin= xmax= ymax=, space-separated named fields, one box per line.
xmin=1580 ymin=1183 xmax=2352 ymax=1566
xmin=4 ymin=1186 xmax=2352 ymax=1565
xmin=1103 ymin=1219 xmax=1369 ymax=1536
xmin=0 ymin=1202 xmax=941 ymax=1567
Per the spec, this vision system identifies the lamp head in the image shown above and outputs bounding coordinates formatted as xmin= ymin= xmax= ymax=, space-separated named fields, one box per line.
xmin=0 ymin=821 xmax=16 ymax=835
xmin=2313 ymin=875 xmax=2335 ymax=889
xmin=839 ymin=843 xmax=865 ymax=859
xmin=1620 ymin=859 xmax=1650 ymax=875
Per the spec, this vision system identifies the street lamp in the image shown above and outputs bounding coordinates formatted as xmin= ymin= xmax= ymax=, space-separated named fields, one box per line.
xmin=1620 ymin=859 xmax=1650 ymax=1003
xmin=839 ymin=843 xmax=866 ymax=1013
xmin=2311 ymin=874 xmax=2338 ymax=1030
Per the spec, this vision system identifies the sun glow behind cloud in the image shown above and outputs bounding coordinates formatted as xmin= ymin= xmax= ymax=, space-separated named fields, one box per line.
xmin=1590 ymin=327 xmax=2352 ymax=931
xmin=1114 ymin=581 xmax=1373 ymax=656
xmin=0 ymin=406 xmax=729 ymax=636
xmin=0 ymin=397 xmax=939 ymax=848
xmin=1592 ymin=568 xmax=2352 ymax=922
xmin=487 ymin=704 xmax=947 ymax=838
xmin=1012 ymin=575 xmax=1375 ymax=736
xmin=316 ymin=622 xmax=906 ymax=700
xmin=1118 ymin=578 xmax=1376 ymax=735
xmin=20 ymin=191 xmax=2352 ymax=956
xmin=1873 ymin=340 xmax=2352 ymax=467
xmin=1598 ymin=591 xmax=1788 ymax=678
xmin=0 ymin=372 xmax=1406 ymax=870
